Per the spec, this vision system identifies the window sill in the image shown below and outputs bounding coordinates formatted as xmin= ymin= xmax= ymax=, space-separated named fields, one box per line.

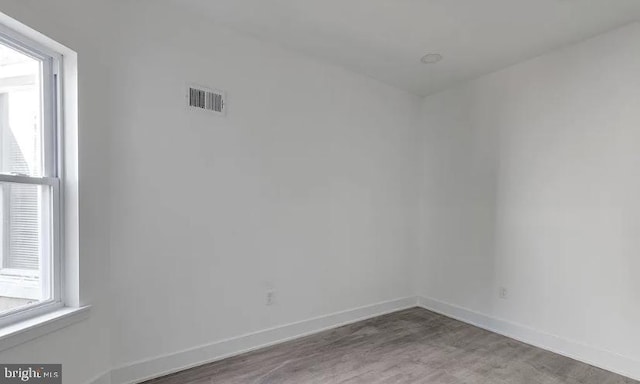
xmin=0 ymin=305 xmax=90 ymax=352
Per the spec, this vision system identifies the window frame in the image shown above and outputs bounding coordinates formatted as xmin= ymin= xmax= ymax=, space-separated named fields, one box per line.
xmin=0 ymin=26 xmax=64 ymax=328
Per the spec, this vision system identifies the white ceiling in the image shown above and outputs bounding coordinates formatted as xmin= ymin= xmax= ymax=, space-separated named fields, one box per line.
xmin=181 ymin=0 xmax=640 ymax=96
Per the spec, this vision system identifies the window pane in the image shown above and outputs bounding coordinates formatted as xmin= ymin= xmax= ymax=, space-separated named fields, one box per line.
xmin=0 ymin=182 xmax=51 ymax=314
xmin=0 ymin=42 xmax=43 ymax=177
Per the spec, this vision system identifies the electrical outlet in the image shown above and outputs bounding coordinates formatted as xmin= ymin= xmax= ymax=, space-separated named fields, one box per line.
xmin=266 ymin=290 xmax=276 ymax=306
xmin=499 ymin=287 xmax=508 ymax=300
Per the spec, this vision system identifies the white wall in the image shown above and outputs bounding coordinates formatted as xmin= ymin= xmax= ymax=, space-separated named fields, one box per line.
xmin=418 ymin=22 xmax=640 ymax=377
xmin=2 ymin=1 xmax=640 ymax=383
xmin=107 ymin=0 xmax=419 ymax=379
xmin=0 ymin=1 xmax=418 ymax=382
xmin=0 ymin=0 xmax=114 ymax=383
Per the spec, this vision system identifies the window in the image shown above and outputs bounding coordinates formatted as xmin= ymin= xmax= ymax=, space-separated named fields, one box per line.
xmin=0 ymin=28 xmax=62 ymax=326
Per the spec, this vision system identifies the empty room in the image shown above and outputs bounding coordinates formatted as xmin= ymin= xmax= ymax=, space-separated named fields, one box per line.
xmin=0 ymin=0 xmax=638 ymax=383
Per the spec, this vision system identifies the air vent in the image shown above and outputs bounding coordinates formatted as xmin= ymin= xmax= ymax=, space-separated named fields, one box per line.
xmin=187 ymin=84 xmax=226 ymax=115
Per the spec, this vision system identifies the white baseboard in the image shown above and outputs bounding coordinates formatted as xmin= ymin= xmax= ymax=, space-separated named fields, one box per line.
xmin=95 ymin=295 xmax=640 ymax=384
xmin=417 ymin=296 xmax=640 ymax=382
xmin=110 ymin=296 xmax=417 ymax=384
xmin=87 ymin=371 xmax=111 ymax=384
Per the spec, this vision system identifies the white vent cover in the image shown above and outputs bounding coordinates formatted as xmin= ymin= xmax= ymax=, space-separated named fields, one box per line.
xmin=187 ymin=84 xmax=226 ymax=116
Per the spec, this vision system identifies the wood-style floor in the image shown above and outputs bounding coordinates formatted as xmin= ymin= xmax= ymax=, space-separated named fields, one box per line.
xmin=144 ymin=308 xmax=637 ymax=384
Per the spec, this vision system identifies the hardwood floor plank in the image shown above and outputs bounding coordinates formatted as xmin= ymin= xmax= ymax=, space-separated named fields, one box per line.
xmin=143 ymin=308 xmax=637 ymax=384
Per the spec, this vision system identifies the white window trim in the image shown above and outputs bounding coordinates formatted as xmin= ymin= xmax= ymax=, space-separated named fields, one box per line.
xmin=0 ymin=24 xmax=63 ymax=328
xmin=0 ymin=11 xmax=87 ymax=347
xmin=0 ymin=305 xmax=89 ymax=352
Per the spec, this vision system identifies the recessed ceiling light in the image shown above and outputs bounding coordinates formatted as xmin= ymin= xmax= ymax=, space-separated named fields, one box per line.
xmin=421 ymin=53 xmax=443 ymax=64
